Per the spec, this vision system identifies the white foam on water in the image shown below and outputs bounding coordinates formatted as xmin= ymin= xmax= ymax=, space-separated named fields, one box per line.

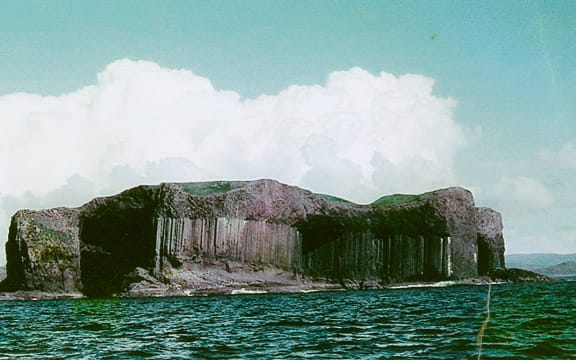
xmin=387 ymin=281 xmax=456 ymax=290
xmin=231 ymin=288 xmax=268 ymax=295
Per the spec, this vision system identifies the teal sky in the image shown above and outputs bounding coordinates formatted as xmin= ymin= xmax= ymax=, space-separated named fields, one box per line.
xmin=1 ymin=1 xmax=574 ymax=151
xmin=0 ymin=0 xmax=575 ymax=255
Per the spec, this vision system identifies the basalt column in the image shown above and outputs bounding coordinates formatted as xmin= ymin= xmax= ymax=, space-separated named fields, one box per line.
xmin=298 ymin=217 xmax=452 ymax=284
xmin=154 ymin=217 xmax=300 ymax=272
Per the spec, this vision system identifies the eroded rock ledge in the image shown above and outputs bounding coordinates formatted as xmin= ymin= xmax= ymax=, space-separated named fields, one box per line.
xmin=0 ymin=179 xmax=507 ymax=297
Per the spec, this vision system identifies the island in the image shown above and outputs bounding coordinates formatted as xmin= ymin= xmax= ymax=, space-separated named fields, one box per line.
xmin=0 ymin=179 xmax=514 ymax=299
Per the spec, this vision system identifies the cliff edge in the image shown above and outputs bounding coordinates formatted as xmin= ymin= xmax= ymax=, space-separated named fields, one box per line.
xmin=1 ymin=179 xmax=506 ymax=297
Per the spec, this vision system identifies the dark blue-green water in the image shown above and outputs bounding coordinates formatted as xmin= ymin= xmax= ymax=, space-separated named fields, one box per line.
xmin=0 ymin=281 xmax=574 ymax=359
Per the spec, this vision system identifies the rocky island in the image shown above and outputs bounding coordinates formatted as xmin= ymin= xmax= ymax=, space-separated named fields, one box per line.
xmin=0 ymin=179 xmax=512 ymax=299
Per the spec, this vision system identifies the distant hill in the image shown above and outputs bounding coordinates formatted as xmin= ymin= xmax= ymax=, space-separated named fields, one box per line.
xmin=535 ymin=261 xmax=576 ymax=276
xmin=505 ymin=253 xmax=575 ymax=271
xmin=0 ymin=266 xmax=5 ymax=282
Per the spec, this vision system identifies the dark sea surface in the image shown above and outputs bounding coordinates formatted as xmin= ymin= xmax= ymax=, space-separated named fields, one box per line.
xmin=0 ymin=281 xmax=574 ymax=359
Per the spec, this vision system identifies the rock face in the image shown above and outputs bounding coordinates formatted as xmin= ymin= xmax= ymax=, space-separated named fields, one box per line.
xmin=1 ymin=208 xmax=81 ymax=293
xmin=476 ymin=207 xmax=505 ymax=275
xmin=0 ymin=179 xmax=506 ymax=296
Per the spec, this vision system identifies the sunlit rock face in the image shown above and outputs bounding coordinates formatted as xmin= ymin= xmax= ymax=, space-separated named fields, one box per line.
xmin=1 ymin=208 xmax=81 ymax=293
xmin=0 ymin=179 xmax=505 ymax=296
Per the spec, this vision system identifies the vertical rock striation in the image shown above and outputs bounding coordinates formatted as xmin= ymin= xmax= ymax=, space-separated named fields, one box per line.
xmin=154 ymin=217 xmax=299 ymax=272
xmin=1 ymin=179 xmax=507 ymax=296
xmin=296 ymin=187 xmax=478 ymax=287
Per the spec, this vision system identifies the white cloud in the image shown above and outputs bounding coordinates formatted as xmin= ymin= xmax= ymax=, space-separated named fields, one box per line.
xmin=538 ymin=143 xmax=576 ymax=169
xmin=504 ymin=228 xmax=576 ymax=254
xmin=494 ymin=176 xmax=554 ymax=214
xmin=0 ymin=59 xmax=466 ymax=263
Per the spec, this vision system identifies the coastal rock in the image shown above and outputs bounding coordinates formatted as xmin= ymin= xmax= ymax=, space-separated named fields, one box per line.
xmin=487 ymin=268 xmax=553 ymax=282
xmin=1 ymin=179 xmax=507 ymax=297
xmin=476 ymin=207 xmax=505 ymax=275
xmin=0 ymin=208 xmax=81 ymax=293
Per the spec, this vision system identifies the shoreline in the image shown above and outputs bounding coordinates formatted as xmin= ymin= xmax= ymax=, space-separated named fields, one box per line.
xmin=0 ymin=274 xmax=555 ymax=301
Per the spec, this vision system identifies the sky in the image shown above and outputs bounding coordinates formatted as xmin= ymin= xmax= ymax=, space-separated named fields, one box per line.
xmin=0 ymin=0 xmax=574 ymax=263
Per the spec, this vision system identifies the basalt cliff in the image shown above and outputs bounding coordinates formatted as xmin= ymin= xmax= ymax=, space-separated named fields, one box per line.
xmin=0 ymin=179 xmax=507 ymax=297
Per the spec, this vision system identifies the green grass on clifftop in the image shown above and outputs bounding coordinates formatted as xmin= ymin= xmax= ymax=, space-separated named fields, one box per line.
xmin=371 ymin=193 xmax=432 ymax=207
xmin=178 ymin=181 xmax=250 ymax=196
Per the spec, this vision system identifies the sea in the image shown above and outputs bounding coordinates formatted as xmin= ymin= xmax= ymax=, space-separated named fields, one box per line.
xmin=0 ymin=280 xmax=574 ymax=359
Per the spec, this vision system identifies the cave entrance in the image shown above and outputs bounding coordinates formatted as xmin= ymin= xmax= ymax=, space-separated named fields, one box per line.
xmin=477 ymin=237 xmax=491 ymax=276
xmin=79 ymin=209 xmax=156 ymax=297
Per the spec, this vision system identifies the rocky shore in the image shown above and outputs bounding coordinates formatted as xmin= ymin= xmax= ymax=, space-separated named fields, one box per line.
xmin=0 ymin=268 xmax=553 ymax=300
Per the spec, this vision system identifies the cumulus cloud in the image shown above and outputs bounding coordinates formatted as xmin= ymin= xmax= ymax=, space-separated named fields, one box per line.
xmin=0 ymin=59 xmax=466 ymax=262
